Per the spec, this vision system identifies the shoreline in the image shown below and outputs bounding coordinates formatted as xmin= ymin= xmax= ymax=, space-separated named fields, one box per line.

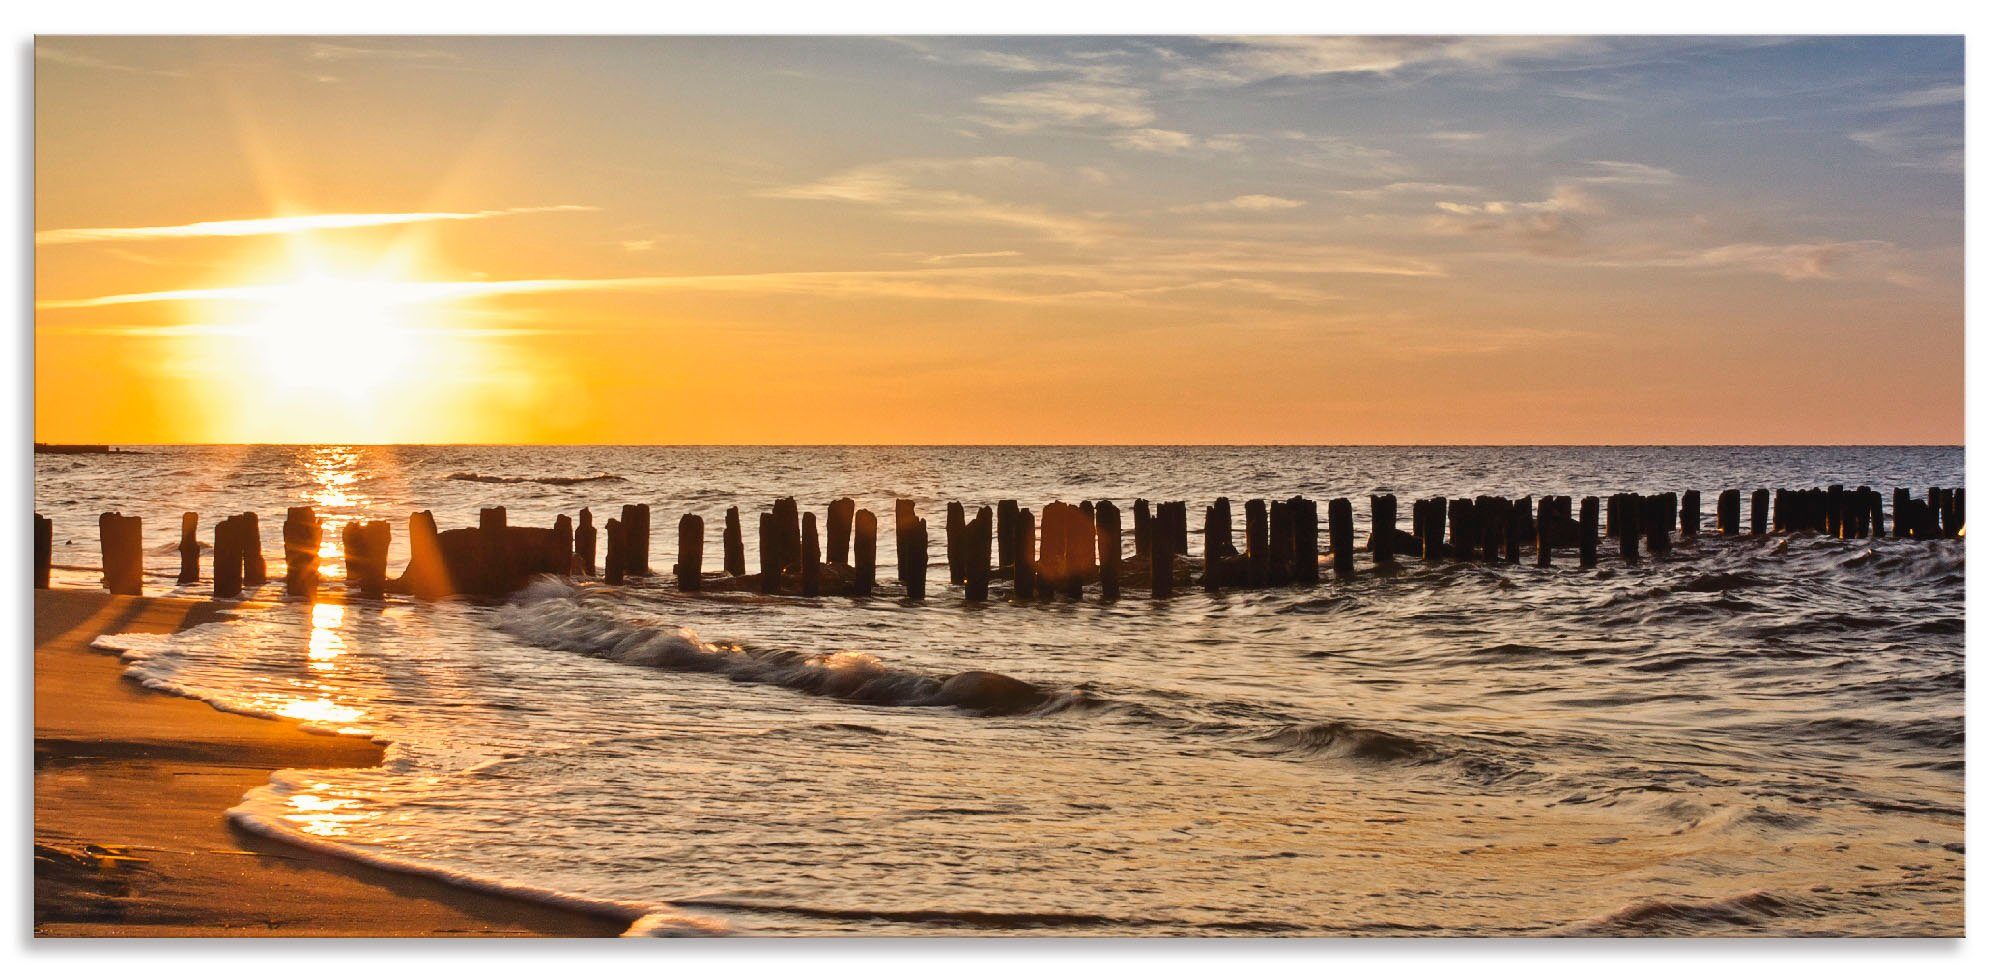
xmin=33 ymin=587 xmax=626 ymax=937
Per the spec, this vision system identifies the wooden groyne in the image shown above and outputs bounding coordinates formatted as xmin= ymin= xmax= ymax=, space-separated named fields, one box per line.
xmin=33 ymin=482 xmax=1966 ymax=603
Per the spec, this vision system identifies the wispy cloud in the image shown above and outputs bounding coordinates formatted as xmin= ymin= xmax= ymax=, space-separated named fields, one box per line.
xmin=972 ymin=81 xmax=1156 ymax=133
xmin=35 ymin=205 xmax=596 ymax=247
xmin=36 ymin=43 xmax=184 ymax=78
xmin=1849 ymin=125 xmax=1963 ymax=173
xmin=1172 ymin=36 xmax=1596 ymax=85
xmin=761 ymin=157 xmax=1111 ymax=243
xmin=1170 ymin=194 xmax=1305 ymax=214
xmin=305 ymin=42 xmax=461 ymax=63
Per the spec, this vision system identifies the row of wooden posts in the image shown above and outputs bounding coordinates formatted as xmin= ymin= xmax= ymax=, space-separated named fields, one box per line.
xmin=36 ymin=483 xmax=1964 ymax=601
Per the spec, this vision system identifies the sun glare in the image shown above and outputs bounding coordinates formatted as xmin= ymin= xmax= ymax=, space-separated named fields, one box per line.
xmin=244 ymin=265 xmax=421 ymax=399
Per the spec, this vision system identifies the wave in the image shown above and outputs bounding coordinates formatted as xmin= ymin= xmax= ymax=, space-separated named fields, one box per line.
xmin=446 ymin=472 xmax=628 ymax=486
xmin=229 ymin=773 xmax=728 ymax=937
xmin=1562 ymin=889 xmax=1801 ymax=935
xmin=496 ymin=579 xmax=1064 ymax=716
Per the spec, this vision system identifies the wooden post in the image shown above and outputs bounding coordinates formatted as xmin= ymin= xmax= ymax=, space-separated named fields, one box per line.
xmin=1504 ymin=498 xmax=1523 ymax=564
xmin=997 ymin=500 xmax=1018 ymax=569
xmin=1203 ymin=500 xmax=1227 ymax=592
xmin=1290 ymin=496 xmax=1319 ymax=584
xmin=1150 ymin=507 xmax=1173 ymax=599
xmin=828 ymin=498 xmax=855 ymax=566
xmin=1616 ymin=494 xmax=1640 ymax=561
xmin=344 ymin=520 xmax=388 ymax=598
xmin=1749 ymin=488 xmax=1768 ymax=537
xmin=605 ymin=518 xmax=626 ymax=585
xmin=1244 ymin=499 xmax=1270 ymax=586
xmin=1095 ymin=501 xmax=1120 ymax=600
xmin=1579 ymin=496 xmax=1599 ymax=567
xmin=1159 ymin=501 xmax=1187 ymax=558
xmin=758 ymin=512 xmax=779 ymax=593
xmin=1679 ymin=491 xmax=1700 ymax=537
xmin=1132 ymin=499 xmax=1153 ymax=563
xmin=480 ymin=506 xmax=509 ymax=597
xmin=797 ymin=512 xmax=817 ymax=597
xmin=906 ymin=513 xmax=928 ymax=600
xmin=1536 ymin=497 xmax=1554 ymax=567
xmin=34 ymin=514 xmax=52 ymax=590
xmin=403 ymin=511 xmax=446 ymax=599
xmin=721 ymin=506 xmax=745 ymax=576
xmin=1446 ymin=498 xmax=1474 ymax=561
xmin=1012 ymin=508 xmax=1037 ymax=602
xmin=1329 ymin=498 xmax=1354 ymax=576
xmin=283 ymin=507 xmax=319 ymax=597
xmin=966 ymin=506 xmax=993 ymax=603
xmin=621 ymin=503 xmax=651 ymax=576
xmin=852 ymin=509 xmax=877 ymax=596
xmin=213 ymin=515 xmax=242 ymax=599
xmin=240 ymin=513 xmax=266 ymax=587
xmin=945 ymin=502 xmax=966 ymax=585
xmin=1716 ymin=490 xmax=1739 ymax=535
xmin=99 ymin=512 xmax=142 ymax=596
xmin=577 ymin=508 xmax=598 ymax=577
xmin=678 ymin=513 xmax=704 ymax=592
xmin=551 ymin=514 xmax=574 ymax=577
xmin=179 ymin=512 xmax=200 ymax=584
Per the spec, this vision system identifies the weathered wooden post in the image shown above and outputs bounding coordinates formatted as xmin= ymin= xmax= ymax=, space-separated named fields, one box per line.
xmin=1200 ymin=501 xmax=1223 ymax=592
xmin=1420 ymin=497 xmax=1447 ymax=562
xmin=1869 ymin=489 xmax=1886 ymax=538
xmin=283 ymin=507 xmax=319 ymax=597
xmin=1717 ymin=489 xmax=1739 ymax=535
xmin=1579 ymin=496 xmax=1600 ymax=567
xmin=966 ymin=506 xmax=993 ymax=603
xmin=1617 ymin=494 xmax=1640 ymax=561
xmin=1150 ymin=507 xmax=1174 ymax=599
xmin=1159 ymin=501 xmax=1187 ymax=558
xmin=1132 ymin=499 xmax=1153 ymax=563
xmin=605 ymin=518 xmax=626 ymax=585
xmin=1290 ymin=496 xmax=1319 ymax=584
xmin=828 ymin=498 xmax=855 ymax=566
xmin=1095 ymin=501 xmax=1120 ymax=600
xmin=577 ymin=508 xmax=598 ymax=577
xmin=1447 ymin=498 xmax=1474 ymax=561
xmin=178 ymin=512 xmax=201 ymax=584
xmin=403 ymin=511 xmax=446 ymax=599
xmin=1012 ymin=508 xmax=1037 ymax=602
xmin=99 ymin=512 xmax=143 ymax=596
xmin=1269 ymin=500 xmax=1295 ymax=581
xmin=1503 ymin=498 xmax=1522 ymax=565
xmin=34 ymin=514 xmax=52 ymax=590
xmin=945 ymin=502 xmax=967 ymax=585
xmin=852 ymin=509 xmax=877 ymax=596
xmin=997 ymin=500 xmax=1019 ymax=569
xmin=1536 ymin=497 xmax=1554 ymax=567
xmin=213 ymin=515 xmax=242 ymax=599
xmin=1679 ymin=491 xmax=1700 ymax=537
xmin=1329 ymin=498 xmax=1354 ymax=576
xmin=1750 ymin=489 xmax=1769 ymax=536
xmin=721 ymin=506 xmax=745 ymax=576
xmin=797 ymin=512 xmax=818 ymax=597
xmin=343 ymin=520 xmax=388 ymax=598
xmin=620 ymin=503 xmax=651 ymax=577
xmin=551 ymin=514 xmax=574 ymax=577
xmin=678 ymin=513 xmax=704 ymax=592
xmin=903 ymin=507 xmax=928 ymax=599
xmin=1644 ymin=493 xmax=1671 ymax=555
xmin=241 ymin=513 xmax=267 ymax=587
xmin=1244 ymin=499 xmax=1270 ymax=586
xmin=480 ymin=506 xmax=509 ymax=596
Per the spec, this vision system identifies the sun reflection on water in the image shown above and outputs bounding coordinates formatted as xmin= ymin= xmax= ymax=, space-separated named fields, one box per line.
xmin=307 ymin=602 xmax=346 ymax=671
xmin=285 ymin=784 xmax=371 ymax=838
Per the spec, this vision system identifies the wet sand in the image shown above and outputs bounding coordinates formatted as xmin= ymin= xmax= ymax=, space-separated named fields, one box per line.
xmin=33 ymin=588 xmax=625 ymax=937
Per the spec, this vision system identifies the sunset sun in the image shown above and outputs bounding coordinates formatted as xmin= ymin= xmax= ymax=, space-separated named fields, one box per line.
xmin=244 ymin=266 xmax=422 ymax=397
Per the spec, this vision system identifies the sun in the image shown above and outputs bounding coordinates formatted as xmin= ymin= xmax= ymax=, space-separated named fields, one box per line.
xmin=244 ymin=261 xmax=422 ymax=399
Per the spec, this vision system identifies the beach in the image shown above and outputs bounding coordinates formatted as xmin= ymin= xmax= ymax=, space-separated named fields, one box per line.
xmin=33 ymin=588 xmax=622 ymax=937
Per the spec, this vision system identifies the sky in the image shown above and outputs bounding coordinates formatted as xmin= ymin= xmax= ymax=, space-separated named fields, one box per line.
xmin=34 ymin=35 xmax=1964 ymax=444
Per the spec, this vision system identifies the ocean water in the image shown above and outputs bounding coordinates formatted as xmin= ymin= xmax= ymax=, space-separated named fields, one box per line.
xmin=37 ymin=446 xmax=1965 ymax=936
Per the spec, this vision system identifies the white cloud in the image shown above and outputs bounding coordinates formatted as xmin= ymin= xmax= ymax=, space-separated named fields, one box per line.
xmin=761 ymin=157 xmax=1111 ymax=243
xmin=1180 ymin=36 xmax=1595 ymax=85
xmin=1576 ymin=161 xmax=1680 ymax=185
xmin=1171 ymin=194 xmax=1306 ymax=214
xmin=35 ymin=205 xmax=596 ymax=246
xmin=973 ymin=81 xmax=1157 ymax=132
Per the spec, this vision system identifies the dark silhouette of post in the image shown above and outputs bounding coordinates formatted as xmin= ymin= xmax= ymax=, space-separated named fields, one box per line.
xmin=344 ymin=520 xmax=389 ymax=598
xmin=577 ymin=508 xmax=598 ymax=577
xmin=852 ymin=509 xmax=877 ymax=596
xmin=757 ymin=512 xmax=779 ymax=593
xmin=1132 ymin=499 xmax=1153 ymax=563
xmin=1717 ymin=489 xmax=1740 ymax=535
xmin=722 ymin=506 xmax=745 ymax=576
xmin=967 ymin=506 xmax=994 ymax=603
xmin=1579 ymin=496 xmax=1599 ymax=567
xmin=99 ymin=512 xmax=143 ymax=596
xmin=283 ymin=507 xmax=320 ymax=598
xmin=827 ymin=498 xmax=855 ymax=566
xmin=1536 ymin=498 xmax=1554 ymax=567
xmin=1329 ymin=498 xmax=1354 ymax=576
xmin=1150 ymin=508 xmax=1174 ymax=600
xmin=798 ymin=512 xmax=819 ymax=597
xmin=1680 ymin=490 xmax=1700 ymax=537
xmin=1013 ymin=508 xmax=1037 ymax=602
xmin=1290 ymin=496 xmax=1319 ymax=584
xmin=34 ymin=514 xmax=52 ymax=590
xmin=621 ymin=503 xmax=651 ymax=577
xmin=1095 ymin=501 xmax=1120 ymax=600
xmin=1750 ymin=489 xmax=1769 ymax=536
xmin=678 ymin=513 xmax=704 ymax=592
xmin=605 ymin=518 xmax=626 ymax=585
xmin=239 ymin=513 xmax=266 ymax=587
xmin=946 ymin=501 xmax=967 ymax=585
xmin=997 ymin=500 xmax=1019 ymax=569
xmin=480 ymin=506 xmax=508 ymax=597
xmin=1203 ymin=500 xmax=1227 ymax=592
xmin=1370 ymin=494 xmax=1396 ymax=566
xmin=178 ymin=512 xmax=201 ymax=585
xmin=213 ymin=515 xmax=243 ymax=599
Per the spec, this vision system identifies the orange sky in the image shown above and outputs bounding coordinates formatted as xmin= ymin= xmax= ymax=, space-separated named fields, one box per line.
xmin=34 ymin=36 xmax=1964 ymax=444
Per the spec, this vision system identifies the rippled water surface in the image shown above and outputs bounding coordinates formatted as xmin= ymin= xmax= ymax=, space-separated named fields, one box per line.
xmin=38 ymin=446 xmax=1965 ymax=936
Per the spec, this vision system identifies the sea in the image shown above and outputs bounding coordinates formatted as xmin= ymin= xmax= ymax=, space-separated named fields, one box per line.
xmin=34 ymin=445 xmax=1965 ymax=936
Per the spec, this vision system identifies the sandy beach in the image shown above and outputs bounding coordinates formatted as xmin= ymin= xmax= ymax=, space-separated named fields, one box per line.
xmin=33 ymin=587 xmax=623 ymax=937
